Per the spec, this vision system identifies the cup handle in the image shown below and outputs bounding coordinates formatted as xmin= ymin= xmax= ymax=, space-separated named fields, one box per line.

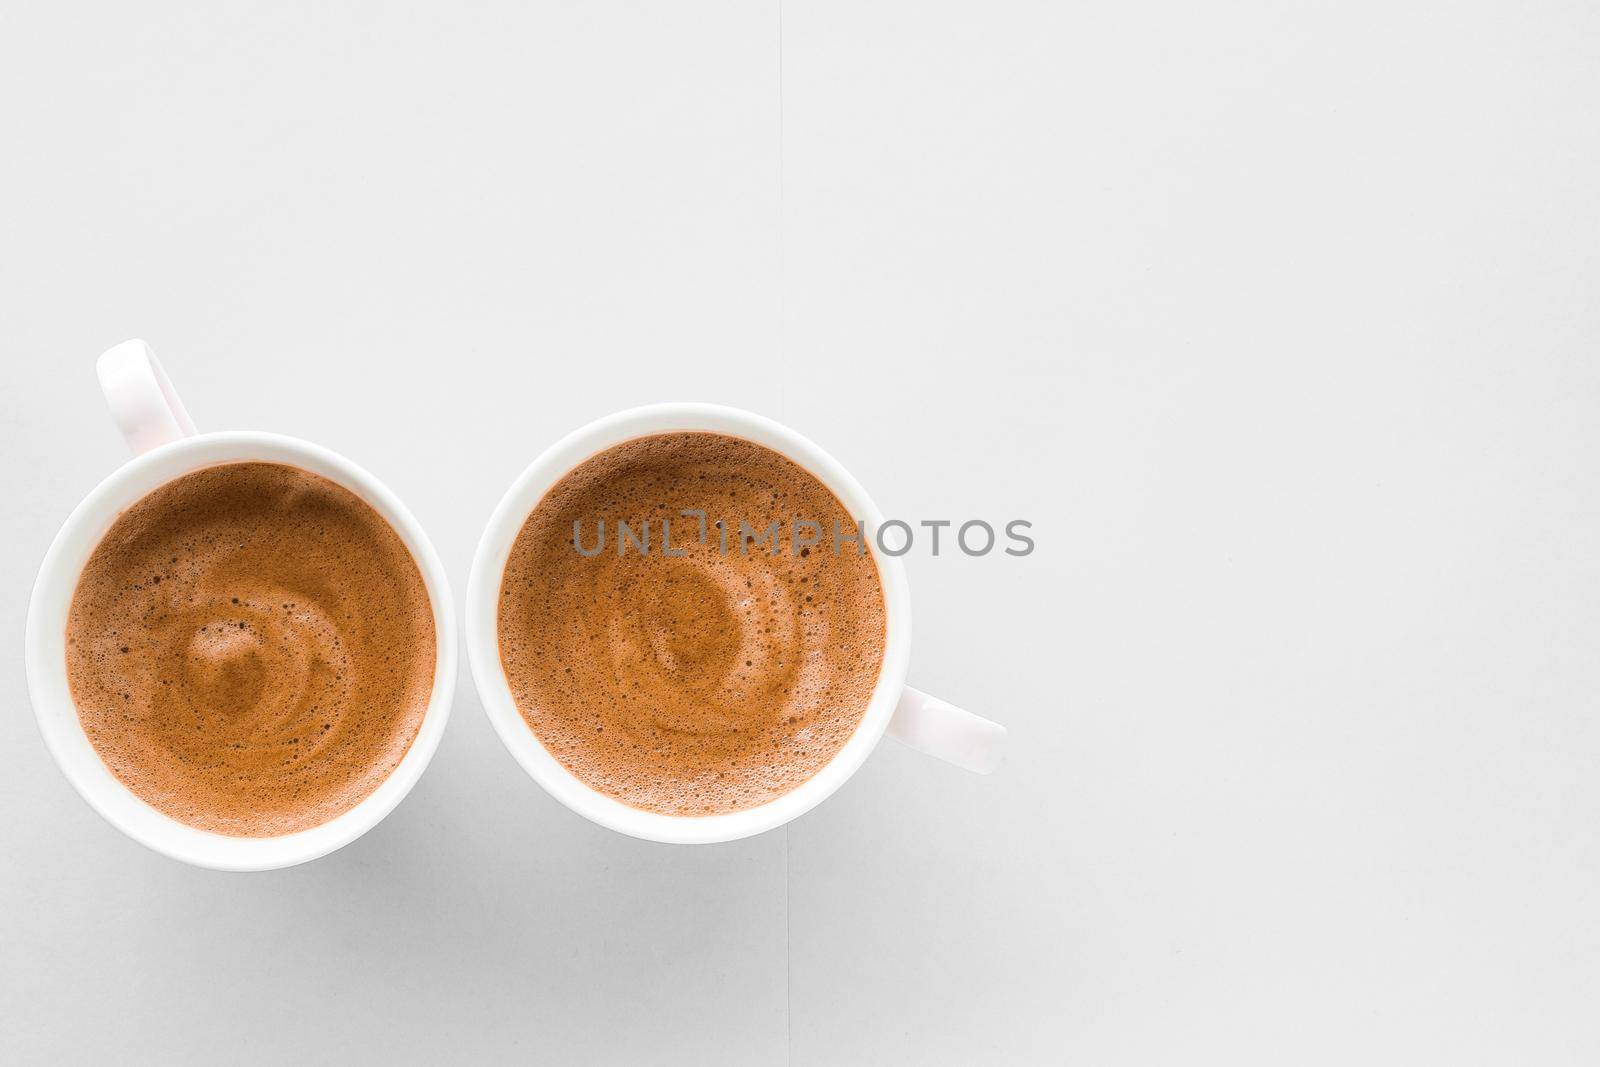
xmin=887 ymin=686 xmax=1007 ymax=774
xmin=96 ymin=339 xmax=197 ymax=455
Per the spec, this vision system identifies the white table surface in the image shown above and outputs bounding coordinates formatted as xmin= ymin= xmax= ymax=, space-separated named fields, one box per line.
xmin=3 ymin=2 xmax=1598 ymax=1063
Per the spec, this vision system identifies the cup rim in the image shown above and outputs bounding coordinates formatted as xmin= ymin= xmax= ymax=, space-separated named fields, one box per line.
xmin=465 ymin=403 xmax=911 ymax=844
xmin=25 ymin=431 xmax=458 ymax=871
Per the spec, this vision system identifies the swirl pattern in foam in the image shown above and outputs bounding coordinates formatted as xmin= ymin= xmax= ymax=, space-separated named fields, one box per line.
xmin=498 ymin=432 xmax=886 ymax=816
xmin=66 ymin=462 xmax=436 ymax=837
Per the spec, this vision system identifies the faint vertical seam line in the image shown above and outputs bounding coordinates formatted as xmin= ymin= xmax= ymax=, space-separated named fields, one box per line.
xmin=785 ymin=825 xmax=793 ymax=1067
xmin=778 ymin=0 xmax=787 ymax=401
xmin=779 ymin=5 xmax=792 ymax=1064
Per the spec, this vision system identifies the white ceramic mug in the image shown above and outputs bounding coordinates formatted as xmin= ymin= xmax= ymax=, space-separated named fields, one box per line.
xmin=24 ymin=341 xmax=458 ymax=871
xmin=466 ymin=403 xmax=1007 ymax=844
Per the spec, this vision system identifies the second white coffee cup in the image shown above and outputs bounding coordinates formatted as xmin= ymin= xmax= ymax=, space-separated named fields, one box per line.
xmin=466 ymin=403 xmax=1006 ymax=844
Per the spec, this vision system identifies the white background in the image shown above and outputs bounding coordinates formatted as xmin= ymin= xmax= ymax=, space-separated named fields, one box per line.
xmin=2 ymin=2 xmax=1598 ymax=1063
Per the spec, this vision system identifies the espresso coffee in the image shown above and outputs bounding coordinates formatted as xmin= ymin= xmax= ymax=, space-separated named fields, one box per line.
xmin=498 ymin=432 xmax=886 ymax=815
xmin=66 ymin=462 xmax=436 ymax=837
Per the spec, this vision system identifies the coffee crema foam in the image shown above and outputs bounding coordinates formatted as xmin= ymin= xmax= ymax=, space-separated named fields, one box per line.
xmin=66 ymin=462 xmax=436 ymax=837
xmin=498 ymin=432 xmax=887 ymax=816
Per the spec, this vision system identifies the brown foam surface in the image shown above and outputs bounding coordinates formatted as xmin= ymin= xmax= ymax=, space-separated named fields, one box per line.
xmin=498 ymin=432 xmax=886 ymax=816
xmin=66 ymin=462 xmax=436 ymax=837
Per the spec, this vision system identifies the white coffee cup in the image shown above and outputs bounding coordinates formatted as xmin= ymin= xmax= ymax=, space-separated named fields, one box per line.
xmin=466 ymin=403 xmax=1006 ymax=844
xmin=24 ymin=341 xmax=458 ymax=871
